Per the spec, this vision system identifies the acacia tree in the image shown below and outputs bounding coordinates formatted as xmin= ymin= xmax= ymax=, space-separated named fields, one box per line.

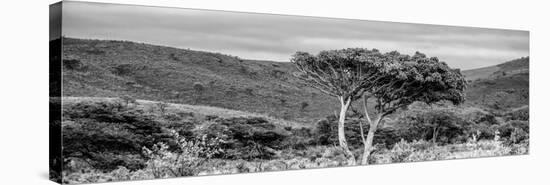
xmin=357 ymin=51 xmax=466 ymax=164
xmin=291 ymin=48 xmax=381 ymax=165
xmin=292 ymin=49 xmax=466 ymax=165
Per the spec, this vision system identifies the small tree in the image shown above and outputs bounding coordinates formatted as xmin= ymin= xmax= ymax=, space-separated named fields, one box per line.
xmin=193 ymin=82 xmax=205 ymax=103
xmin=300 ymin=101 xmax=309 ymax=111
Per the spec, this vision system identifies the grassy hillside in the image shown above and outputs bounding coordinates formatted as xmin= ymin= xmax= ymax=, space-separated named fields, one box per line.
xmin=461 ymin=65 xmax=500 ymax=81
xmin=61 ymin=38 xmax=339 ymax=124
xmin=61 ymin=37 xmax=529 ymax=123
xmin=462 ymin=57 xmax=529 ymax=81
xmin=463 ymin=57 xmax=529 ymax=111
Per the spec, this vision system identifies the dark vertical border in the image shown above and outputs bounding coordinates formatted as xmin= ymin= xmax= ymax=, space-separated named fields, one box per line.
xmin=49 ymin=1 xmax=63 ymax=184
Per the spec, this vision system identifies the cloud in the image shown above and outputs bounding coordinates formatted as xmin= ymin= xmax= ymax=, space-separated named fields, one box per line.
xmin=62 ymin=1 xmax=529 ymax=70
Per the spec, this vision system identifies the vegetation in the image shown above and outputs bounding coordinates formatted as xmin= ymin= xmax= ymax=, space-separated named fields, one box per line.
xmin=59 ymin=96 xmax=528 ymax=183
xmin=292 ymin=49 xmax=466 ymax=164
xmin=61 ymin=38 xmax=340 ymax=124
xmin=58 ymin=38 xmax=529 ymax=183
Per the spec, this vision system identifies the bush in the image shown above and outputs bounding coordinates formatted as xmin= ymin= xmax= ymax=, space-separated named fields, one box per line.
xmin=498 ymin=120 xmax=529 ymax=144
xmin=120 ymin=95 xmax=137 ymax=107
xmin=313 ymin=115 xmax=400 ymax=149
xmin=112 ymin=64 xmax=134 ymax=75
xmin=193 ymin=82 xmax=205 ymax=93
xmin=142 ymin=131 xmax=222 ymax=178
xmin=504 ymin=107 xmax=529 ymax=121
xmin=62 ymin=101 xmax=169 ymax=171
xmin=300 ymin=101 xmax=309 ymax=111
xmin=379 ymin=139 xmax=446 ymax=163
xmin=63 ymin=59 xmax=82 ymax=70
xmin=369 ymin=138 xmax=523 ymax=164
xmin=199 ymin=117 xmax=289 ymax=160
xmin=155 ymin=102 xmax=169 ymax=114
xmin=396 ymin=107 xmax=472 ymax=144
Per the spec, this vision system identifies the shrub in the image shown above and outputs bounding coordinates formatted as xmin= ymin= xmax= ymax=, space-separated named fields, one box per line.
xmin=396 ymin=107 xmax=472 ymax=144
xmin=193 ymin=82 xmax=205 ymax=93
xmin=120 ymin=95 xmax=137 ymax=107
xmin=112 ymin=64 xmax=134 ymax=75
xmin=199 ymin=117 xmax=289 ymax=160
xmin=62 ymin=101 xmax=168 ymax=171
xmin=270 ymin=69 xmax=286 ymax=78
xmin=142 ymin=131 xmax=223 ymax=177
xmin=63 ymin=130 xmax=225 ymax=184
xmin=205 ymin=115 xmax=219 ymax=121
xmin=505 ymin=107 xmax=529 ymax=121
xmin=300 ymin=101 xmax=309 ymax=111
xmin=155 ymin=102 xmax=169 ymax=114
xmin=193 ymin=82 xmax=205 ymax=103
xmin=244 ymin=88 xmax=254 ymax=96
xmin=498 ymin=120 xmax=529 ymax=144
xmin=369 ymin=138 xmax=521 ymax=164
xmin=169 ymin=53 xmax=181 ymax=61
xmin=279 ymin=98 xmax=287 ymax=106
xmin=313 ymin=115 xmax=400 ymax=148
xmin=379 ymin=139 xmax=443 ymax=163
xmin=63 ymin=59 xmax=82 ymax=70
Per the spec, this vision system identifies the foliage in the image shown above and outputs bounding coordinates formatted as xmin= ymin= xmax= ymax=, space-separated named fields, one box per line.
xmin=61 ymin=101 xmax=199 ymax=172
xmin=292 ymin=49 xmax=467 ymax=112
xmin=112 ymin=64 xmax=135 ymax=75
xmin=504 ymin=107 xmax=529 ymax=121
xmin=62 ymin=101 xmax=167 ymax=171
xmin=396 ymin=106 xmax=471 ymax=144
xmin=62 ymin=137 xmax=528 ymax=184
xmin=142 ymin=131 xmax=223 ymax=178
xmin=300 ymin=101 xmax=309 ymax=111
xmin=497 ymin=120 xmax=529 ymax=144
xmin=193 ymin=82 xmax=205 ymax=93
xmin=292 ymin=48 xmax=467 ymax=164
xmin=313 ymin=115 xmax=400 ymax=148
xmin=63 ymin=59 xmax=82 ymax=70
xmin=155 ymin=102 xmax=169 ymax=114
xmin=120 ymin=95 xmax=137 ymax=107
xmin=370 ymin=138 xmax=526 ymax=164
xmin=200 ymin=117 xmax=290 ymax=160
xmin=281 ymin=127 xmax=316 ymax=150
xmin=58 ymin=36 xmax=529 ymax=182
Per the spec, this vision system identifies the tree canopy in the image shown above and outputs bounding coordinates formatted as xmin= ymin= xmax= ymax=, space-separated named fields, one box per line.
xmin=292 ymin=48 xmax=467 ymax=115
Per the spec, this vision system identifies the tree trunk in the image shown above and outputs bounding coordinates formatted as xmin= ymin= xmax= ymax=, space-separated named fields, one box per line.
xmin=338 ymin=97 xmax=356 ymax=165
xmin=361 ymin=115 xmax=381 ymax=165
xmin=432 ymin=126 xmax=439 ymax=144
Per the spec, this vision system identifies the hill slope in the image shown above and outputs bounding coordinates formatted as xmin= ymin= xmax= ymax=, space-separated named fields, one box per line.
xmin=463 ymin=57 xmax=529 ymax=111
xmin=61 ymin=38 xmax=339 ymax=124
xmin=462 ymin=57 xmax=529 ymax=81
xmin=61 ymin=38 xmax=529 ymax=123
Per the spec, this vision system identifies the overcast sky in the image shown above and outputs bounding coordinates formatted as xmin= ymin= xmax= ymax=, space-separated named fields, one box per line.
xmin=62 ymin=1 xmax=529 ymax=70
